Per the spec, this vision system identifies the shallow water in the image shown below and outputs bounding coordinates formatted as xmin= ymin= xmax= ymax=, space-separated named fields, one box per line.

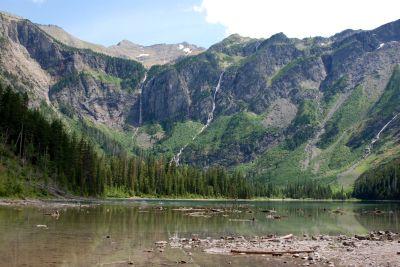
xmin=0 ymin=199 xmax=399 ymax=266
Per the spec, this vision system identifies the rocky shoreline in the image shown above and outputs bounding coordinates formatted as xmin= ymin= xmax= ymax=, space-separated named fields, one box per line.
xmin=154 ymin=232 xmax=400 ymax=266
xmin=0 ymin=198 xmax=95 ymax=209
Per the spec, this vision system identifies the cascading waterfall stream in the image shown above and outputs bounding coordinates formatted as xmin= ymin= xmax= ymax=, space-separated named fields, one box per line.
xmin=171 ymin=72 xmax=224 ymax=165
xmin=255 ymin=41 xmax=262 ymax=52
xmin=338 ymin=112 xmax=399 ymax=181
xmin=199 ymin=72 xmax=224 ymax=135
xmin=133 ymin=73 xmax=147 ymax=136
xmin=365 ymin=113 xmax=399 ymax=156
xmin=139 ymin=94 xmax=142 ymax=125
xmin=138 ymin=73 xmax=147 ymax=126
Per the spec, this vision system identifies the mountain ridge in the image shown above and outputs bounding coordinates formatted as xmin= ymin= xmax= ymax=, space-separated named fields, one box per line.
xmin=1 ymin=10 xmax=400 ymax=190
xmin=38 ymin=24 xmax=204 ymax=68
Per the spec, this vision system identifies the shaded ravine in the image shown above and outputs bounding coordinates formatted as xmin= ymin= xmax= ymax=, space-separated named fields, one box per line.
xmin=171 ymin=72 xmax=224 ymax=165
xmin=365 ymin=112 xmax=400 ymax=156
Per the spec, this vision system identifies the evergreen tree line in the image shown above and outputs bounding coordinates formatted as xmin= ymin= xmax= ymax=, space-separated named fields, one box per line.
xmin=353 ymin=158 xmax=400 ymax=200
xmin=0 ymin=86 xmax=104 ymax=196
xmin=105 ymin=155 xmax=258 ymax=198
xmin=0 ymin=84 xmax=345 ymax=199
xmin=282 ymin=180 xmax=349 ymax=200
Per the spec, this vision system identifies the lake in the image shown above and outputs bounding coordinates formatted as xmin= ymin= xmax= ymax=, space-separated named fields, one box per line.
xmin=0 ymin=199 xmax=399 ymax=266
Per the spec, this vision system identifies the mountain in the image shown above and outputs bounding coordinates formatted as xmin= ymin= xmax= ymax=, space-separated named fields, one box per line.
xmin=37 ymin=24 xmax=111 ymax=55
xmin=1 ymin=10 xmax=400 ymax=190
xmin=108 ymin=40 xmax=204 ymax=68
xmin=39 ymin=24 xmax=204 ymax=68
xmin=0 ymin=12 xmax=147 ymax=129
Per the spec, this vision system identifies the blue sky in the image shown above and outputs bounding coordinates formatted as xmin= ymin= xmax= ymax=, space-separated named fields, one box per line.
xmin=0 ymin=0 xmax=226 ymax=48
xmin=1 ymin=0 xmax=399 ymax=48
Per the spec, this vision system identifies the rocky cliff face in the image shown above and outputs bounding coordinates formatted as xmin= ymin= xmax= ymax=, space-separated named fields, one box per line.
xmin=138 ymin=19 xmax=400 ymax=184
xmin=140 ymin=21 xmax=400 ymax=126
xmin=141 ymin=52 xmax=222 ymax=124
xmin=1 ymin=11 xmax=400 ymax=185
xmin=0 ymin=12 xmax=145 ymax=128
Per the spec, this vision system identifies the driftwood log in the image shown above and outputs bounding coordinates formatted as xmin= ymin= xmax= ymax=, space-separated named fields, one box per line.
xmin=231 ymin=249 xmax=314 ymax=255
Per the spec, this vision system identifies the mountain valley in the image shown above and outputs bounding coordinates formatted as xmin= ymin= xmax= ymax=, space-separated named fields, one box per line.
xmin=1 ymin=10 xmax=400 ymax=194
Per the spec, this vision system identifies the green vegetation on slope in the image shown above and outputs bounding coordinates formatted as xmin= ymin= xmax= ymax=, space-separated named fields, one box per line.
xmin=323 ymin=76 xmax=349 ymax=102
xmin=222 ymin=112 xmax=268 ymax=143
xmin=0 ymin=82 xmax=263 ymax=199
xmin=0 ymin=81 xmax=345 ymax=199
xmin=318 ymin=86 xmax=374 ymax=149
xmin=271 ymin=57 xmax=305 ymax=84
xmin=369 ymin=66 xmax=400 ymax=117
xmin=236 ymin=84 xmax=377 ymax=186
xmin=0 ymin=144 xmax=50 ymax=198
xmin=49 ymin=70 xmax=139 ymax=96
xmin=287 ymin=99 xmax=321 ymax=149
xmin=186 ymin=115 xmax=231 ymax=153
xmin=238 ymin=144 xmax=314 ymax=184
xmin=41 ymin=101 xmax=141 ymax=156
xmin=348 ymin=66 xmax=400 ymax=149
xmin=69 ymin=119 xmax=141 ymax=155
xmin=154 ymin=121 xmax=204 ymax=157
xmin=184 ymin=112 xmax=271 ymax=166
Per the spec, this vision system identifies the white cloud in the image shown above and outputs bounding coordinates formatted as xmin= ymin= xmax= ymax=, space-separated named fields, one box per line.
xmin=194 ymin=0 xmax=400 ymax=39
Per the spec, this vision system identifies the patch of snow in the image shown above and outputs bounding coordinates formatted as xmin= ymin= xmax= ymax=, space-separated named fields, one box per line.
xmin=183 ymin=47 xmax=192 ymax=54
xmin=137 ymin=53 xmax=149 ymax=57
xmin=178 ymin=44 xmax=184 ymax=50
xmin=377 ymin=43 xmax=385 ymax=49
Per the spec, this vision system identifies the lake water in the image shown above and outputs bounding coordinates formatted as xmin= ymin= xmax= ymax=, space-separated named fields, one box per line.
xmin=0 ymin=199 xmax=399 ymax=266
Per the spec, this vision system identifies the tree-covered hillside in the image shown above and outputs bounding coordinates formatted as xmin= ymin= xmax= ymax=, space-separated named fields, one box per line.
xmin=0 ymin=82 xmax=346 ymax=199
xmin=354 ymin=157 xmax=400 ymax=199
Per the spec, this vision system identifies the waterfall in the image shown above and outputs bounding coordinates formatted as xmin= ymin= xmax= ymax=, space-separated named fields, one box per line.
xmin=171 ymin=145 xmax=188 ymax=166
xmin=171 ymin=72 xmax=224 ymax=165
xmin=199 ymin=72 xmax=224 ymax=135
xmin=138 ymin=73 xmax=147 ymax=126
xmin=365 ymin=113 xmax=399 ymax=156
xmin=139 ymin=94 xmax=143 ymax=125
xmin=255 ymin=41 xmax=262 ymax=52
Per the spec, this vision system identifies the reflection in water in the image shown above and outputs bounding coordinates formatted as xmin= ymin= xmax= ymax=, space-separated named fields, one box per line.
xmin=0 ymin=200 xmax=399 ymax=266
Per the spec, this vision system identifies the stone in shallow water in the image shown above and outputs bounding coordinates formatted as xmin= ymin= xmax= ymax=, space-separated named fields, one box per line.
xmin=155 ymin=241 xmax=168 ymax=246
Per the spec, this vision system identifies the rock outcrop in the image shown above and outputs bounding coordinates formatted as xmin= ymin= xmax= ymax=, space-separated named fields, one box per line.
xmin=0 ymin=12 xmax=145 ymax=128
